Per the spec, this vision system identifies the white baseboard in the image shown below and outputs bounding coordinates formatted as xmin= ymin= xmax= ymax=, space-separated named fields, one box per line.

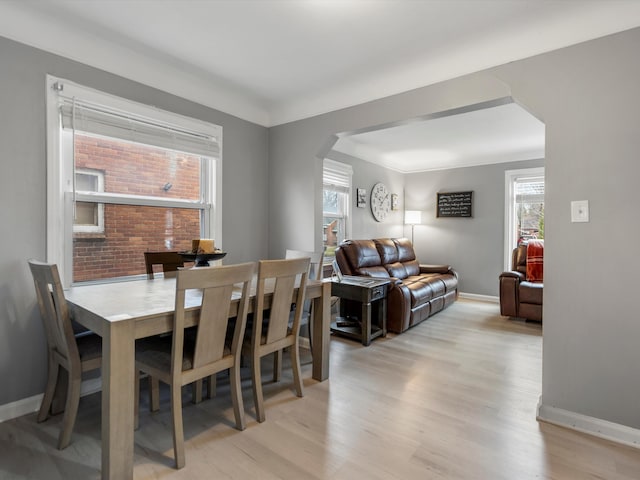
xmin=0 ymin=377 xmax=102 ymax=424
xmin=0 ymin=394 xmax=42 ymax=423
xmin=458 ymin=292 xmax=499 ymax=303
xmin=537 ymin=396 xmax=640 ymax=449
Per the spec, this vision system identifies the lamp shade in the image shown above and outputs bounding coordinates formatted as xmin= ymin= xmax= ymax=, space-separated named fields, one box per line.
xmin=405 ymin=210 xmax=422 ymax=225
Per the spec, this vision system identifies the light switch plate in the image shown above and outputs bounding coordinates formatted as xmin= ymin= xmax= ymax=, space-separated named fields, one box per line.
xmin=571 ymin=200 xmax=589 ymax=222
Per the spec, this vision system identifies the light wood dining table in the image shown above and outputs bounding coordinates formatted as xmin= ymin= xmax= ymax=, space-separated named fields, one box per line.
xmin=65 ymin=275 xmax=331 ymax=480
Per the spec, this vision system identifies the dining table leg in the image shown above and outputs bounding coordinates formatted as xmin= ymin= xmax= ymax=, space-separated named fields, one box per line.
xmin=311 ymin=281 xmax=331 ymax=381
xmin=102 ymin=319 xmax=136 ymax=480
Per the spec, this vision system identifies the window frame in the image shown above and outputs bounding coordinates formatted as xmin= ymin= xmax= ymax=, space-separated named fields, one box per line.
xmin=46 ymin=75 xmax=223 ymax=286
xmin=73 ymin=167 xmax=105 ymax=234
xmin=322 ymin=159 xmax=352 ymax=256
xmin=504 ymin=166 xmax=544 ymax=270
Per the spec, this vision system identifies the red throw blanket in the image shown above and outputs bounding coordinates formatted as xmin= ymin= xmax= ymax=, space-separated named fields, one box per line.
xmin=526 ymin=239 xmax=544 ymax=283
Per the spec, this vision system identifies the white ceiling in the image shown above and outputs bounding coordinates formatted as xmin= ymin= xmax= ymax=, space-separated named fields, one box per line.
xmin=1 ymin=0 xmax=640 ymax=127
xmin=333 ymin=101 xmax=545 ymax=173
xmin=0 ymin=1 xmax=638 ymax=170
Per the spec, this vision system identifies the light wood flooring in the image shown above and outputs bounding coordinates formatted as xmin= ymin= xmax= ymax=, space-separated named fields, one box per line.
xmin=2 ymin=299 xmax=640 ymax=479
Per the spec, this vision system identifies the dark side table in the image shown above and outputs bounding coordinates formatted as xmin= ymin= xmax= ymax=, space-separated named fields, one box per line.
xmin=330 ymin=277 xmax=390 ymax=346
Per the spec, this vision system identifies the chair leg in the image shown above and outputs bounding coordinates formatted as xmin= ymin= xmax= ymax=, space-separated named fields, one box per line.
xmin=134 ymin=370 xmax=140 ymax=430
xmin=57 ymin=372 xmax=82 ymax=450
xmin=229 ymin=364 xmax=245 ymax=431
xmin=290 ymin=342 xmax=304 ymax=398
xmin=251 ymin=353 xmax=265 ymax=423
xmin=51 ymin=367 xmax=69 ymax=415
xmin=192 ymin=380 xmax=203 ymax=404
xmin=308 ymin=309 xmax=314 ymax=355
xmin=273 ymin=349 xmax=282 ymax=382
xmin=170 ymin=383 xmax=185 ymax=469
xmin=206 ymin=374 xmax=216 ymax=399
xmin=37 ymin=356 xmax=59 ymax=423
xmin=149 ymin=376 xmax=160 ymax=412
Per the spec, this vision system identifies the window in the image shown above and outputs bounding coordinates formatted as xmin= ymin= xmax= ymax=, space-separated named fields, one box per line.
xmin=504 ymin=167 xmax=545 ymax=269
xmin=322 ymin=159 xmax=352 ymax=257
xmin=74 ymin=168 xmax=104 ymax=234
xmin=46 ymin=76 xmax=222 ymax=286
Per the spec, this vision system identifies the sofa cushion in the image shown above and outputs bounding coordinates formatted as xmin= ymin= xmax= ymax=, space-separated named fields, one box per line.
xmin=393 ymin=238 xmax=416 ymax=262
xmin=405 ymin=280 xmax=433 ymax=307
xmin=339 ymin=239 xmax=380 ymax=273
xmin=520 ymin=281 xmax=543 ymax=304
xmin=374 ymin=238 xmax=399 ymax=264
xmin=385 ymin=262 xmax=408 ymax=279
xmin=438 ymin=274 xmax=458 ymax=293
xmin=394 ymin=238 xmax=416 ymax=262
xmin=358 ymin=266 xmax=391 ymax=278
xmin=403 ymin=260 xmax=420 ymax=276
xmin=419 ymin=276 xmax=446 ymax=298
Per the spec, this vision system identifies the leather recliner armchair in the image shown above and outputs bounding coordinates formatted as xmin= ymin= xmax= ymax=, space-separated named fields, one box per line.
xmin=499 ymin=245 xmax=543 ymax=322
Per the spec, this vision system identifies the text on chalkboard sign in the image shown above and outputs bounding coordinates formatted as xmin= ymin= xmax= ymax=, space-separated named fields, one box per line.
xmin=437 ymin=191 xmax=473 ymax=218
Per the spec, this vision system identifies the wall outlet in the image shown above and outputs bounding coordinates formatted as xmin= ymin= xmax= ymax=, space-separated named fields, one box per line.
xmin=571 ymin=200 xmax=589 ymax=223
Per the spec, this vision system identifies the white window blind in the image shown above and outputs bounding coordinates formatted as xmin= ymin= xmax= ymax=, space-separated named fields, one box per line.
xmin=323 ymin=159 xmax=352 ymax=193
xmin=515 ymin=177 xmax=545 ymax=204
xmin=59 ymin=98 xmax=220 ymax=158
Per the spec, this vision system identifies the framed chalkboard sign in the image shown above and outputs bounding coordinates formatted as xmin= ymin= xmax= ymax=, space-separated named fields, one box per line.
xmin=437 ymin=191 xmax=473 ymax=218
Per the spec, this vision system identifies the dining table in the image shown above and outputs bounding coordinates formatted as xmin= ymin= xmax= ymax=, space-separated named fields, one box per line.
xmin=65 ymin=274 xmax=331 ymax=480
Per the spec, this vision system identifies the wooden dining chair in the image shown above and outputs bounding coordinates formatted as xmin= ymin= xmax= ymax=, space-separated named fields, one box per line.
xmin=134 ymin=262 xmax=255 ymax=469
xmin=285 ymin=248 xmax=325 ymax=282
xmin=280 ymin=248 xmax=325 ymax=373
xmin=244 ymin=257 xmax=310 ymax=423
xmin=144 ymin=251 xmax=184 ymax=279
xmin=28 ymin=260 xmax=102 ymax=450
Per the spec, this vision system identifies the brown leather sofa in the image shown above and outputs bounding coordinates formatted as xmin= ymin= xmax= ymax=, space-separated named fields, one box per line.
xmin=335 ymin=238 xmax=458 ymax=333
xmin=499 ymin=244 xmax=543 ymax=322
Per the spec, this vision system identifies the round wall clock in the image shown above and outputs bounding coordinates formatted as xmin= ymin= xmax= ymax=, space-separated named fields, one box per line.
xmin=370 ymin=182 xmax=390 ymax=222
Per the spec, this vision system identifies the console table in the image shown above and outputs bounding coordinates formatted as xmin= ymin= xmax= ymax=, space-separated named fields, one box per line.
xmin=330 ymin=277 xmax=389 ymax=346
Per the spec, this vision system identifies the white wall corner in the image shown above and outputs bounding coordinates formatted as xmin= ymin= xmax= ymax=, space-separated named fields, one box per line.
xmin=537 ymin=396 xmax=640 ymax=449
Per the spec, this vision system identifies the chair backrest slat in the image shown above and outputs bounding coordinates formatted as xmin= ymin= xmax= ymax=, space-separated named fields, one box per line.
xmin=255 ymin=257 xmax=310 ymax=347
xmin=194 ymin=284 xmax=235 ymax=366
xmin=174 ymin=262 xmax=255 ymax=371
xmin=267 ymin=275 xmax=297 ymax=344
xmin=28 ymin=260 xmax=80 ymax=366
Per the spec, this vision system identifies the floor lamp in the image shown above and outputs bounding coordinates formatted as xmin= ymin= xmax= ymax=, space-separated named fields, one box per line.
xmin=405 ymin=210 xmax=422 ymax=245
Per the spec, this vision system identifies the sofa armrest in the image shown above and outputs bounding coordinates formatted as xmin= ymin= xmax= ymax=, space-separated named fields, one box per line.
xmin=499 ymin=272 xmax=522 ymax=317
xmin=419 ymin=264 xmax=451 ymax=274
xmin=499 ymin=271 xmax=525 ymax=282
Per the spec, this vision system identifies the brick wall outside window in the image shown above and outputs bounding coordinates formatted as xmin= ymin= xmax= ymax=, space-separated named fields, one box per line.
xmin=73 ymin=135 xmax=202 ymax=282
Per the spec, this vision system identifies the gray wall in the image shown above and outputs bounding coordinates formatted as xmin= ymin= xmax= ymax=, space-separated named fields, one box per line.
xmin=0 ymin=36 xmax=269 ymax=406
xmin=269 ymin=28 xmax=640 ymax=430
xmin=269 ymin=72 xmax=511 ymax=255
xmin=406 ymin=158 xmax=544 ymax=296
